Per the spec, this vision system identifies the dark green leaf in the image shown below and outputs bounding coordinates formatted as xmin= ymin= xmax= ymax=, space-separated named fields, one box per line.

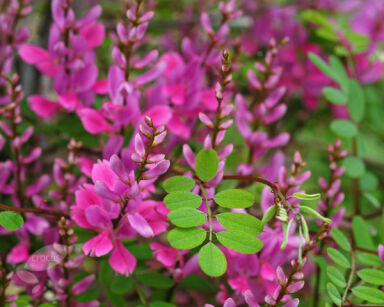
xmin=352 ymin=216 xmax=375 ymax=250
xmin=327 ymin=247 xmax=351 ymax=268
xmin=168 ymin=208 xmax=206 ymax=228
xmin=216 ymin=212 xmax=263 ymax=235
xmin=308 ymin=53 xmax=338 ymax=81
xmin=150 ymin=302 xmax=177 ymax=307
xmin=111 ymin=275 xmax=134 ymax=294
xmin=163 ymin=176 xmax=195 ymax=193
xmin=214 ymin=189 xmax=255 ymax=209
xmin=343 ymin=156 xmax=366 ymax=178
xmin=347 ymin=79 xmax=365 ymax=122
xmin=352 ymin=286 xmax=384 ymax=304
xmin=164 ymin=191 xmax=202 ymax=210
xmin=180 ymin=274 xmax=214 ymax=292
xmin=0 ymin=212 xmax=24 ymax=231
xmin=331 ymin=228 xmax=351 ymax=252
xmin=168 ymin=227 xmax=206 ymax=249
xmin=261 ymin=205 xmax=277 ymax=226
xmin=195 ymin=149 xmax=219 ymax=182
xmin=136 ymin=273 xmax=174 ymax=289
xmin=198 ymin=242 xmax=227 ymax=277
xmin=216 ymin=231 xmax=263 ymax=254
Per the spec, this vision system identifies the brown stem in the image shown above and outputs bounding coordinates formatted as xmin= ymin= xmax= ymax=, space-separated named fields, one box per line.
xmin=0 ymin=203 xmax=69 ymax=219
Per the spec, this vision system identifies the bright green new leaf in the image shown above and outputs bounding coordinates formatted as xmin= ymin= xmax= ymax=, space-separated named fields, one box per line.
xmin=195 ymin=149 xmax=219 ymax=182
xmin=330 ymin=120 xmax=358 ymax=138
xmin=327 ymin=266 xmax=346 ymax=288
xmin=322 ymin=87 xmax=347 ymax=105
xmin=214 ymin=189 xmax=255 ymax=209
xmin=0 ymin=211 xmax=24 ymax=231
xmin=300 ymin=215 xmax=310 ymax=243
xmin=216 ymin=212 xmax=263 ymax=236
xmin=168 ymin=227 xmax=206 ymax=249
xmin=331 ymin=228 xmax=351 ymax=252
xmin=216 ymin=231 xmax=263 ymax=254
xmin=199 ymin=242 xmax=227 ymax=277
xmin=163 ymin=176 xmax=195 ymax=193
xmin=168 ymin=208 xmax=206 ymax=228
xmin=347 ymin=79 xmax=365 ymax=123
xmin=352 ymin=286 xmax=384 ymax=304
xmin=164 ymin=191 xmax=202 ymax=210
xmin=327 ymin=282 xmax=342 ymax=306
xmin=136 ymin=272 xmax=175 ymax=289
xmin=327 ymin=247 xmax=351 ymax=268
xmin=281 ymin=219 xmax=293 ymax=250
xmin=343 ymin=156 xmax=366 ymax=178
xmin=292 ymin=192 xmax=321 ymax=200
xmin=262 ymin=205 xmax=277 ymax=226
xmin=300 ymin=206 xmax=332 ymax=223
xmin=357 ymin=269 xmax=384 ymax=286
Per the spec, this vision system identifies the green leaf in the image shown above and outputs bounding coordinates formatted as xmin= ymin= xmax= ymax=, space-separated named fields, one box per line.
xmin=330 ymin=120 xmax=358 ymax=138
xmin=168 ymin=208 xmax=206 ymax=228
xmin=163 ymin=176 xmax=195 ymax=193
xmin=164 ymin=191 xmax=202 ymax=210
xmin=111 ymin=275 xmax=134 ymax=294
xmin=343 ymin=156 xmax=366 ymax=178
xmin=0 ymin=211 xmax=24 ymax=231
xmin=180 ymin=274 xmax=214 ymax=292
xmin=331 ymin=228 xmax=351 ymax=252
xmin=214 ymin=189 xmax=255 ymax=209
xmin=359 ymin=172 xmax=379 ymax=192
xmin=347 ymin=79 xmax=365 ymax=122
xmin=136 ymin=273 xmax=174 ymax=289
xmin=281 ymin=219 xmax=294 ymax=250
xmin=327 ymin=266 xmax=346 ymax=288
xmin=329 ymin=56 xmax=349 ymax=92
xmin=216 ymin=212 xmax=263 ymax=236
xmin=291 ymin=193 xmax=321 ymax=200
xmin=308 ymin=53 xmax=338 ymax=81
xmin=327 ymin=247 xmax=351 ymax=268
xmin=216 ymin=231 xmax=263 ymax=254
xmin=323 ymin=87 xmax=347 ymax=105
xmin=352 ymin=286 xmax=384 ymax=304
xmin=195 ymin=149 xmax=219 ymax=182
xmin=357 ymin=253 xmax=383 ymax=267
xmin=327 ymin=282 xmax=342 ymax=306
xmin=168 ymin=227 xmax=206 ymax=249
xmin=198 ymin=242 xmax=227 ymax=277
xmin=261 ymin=205 xmax=277 ymax=226
xmin=357 ymin=269 xmax=384 ymax=286
xmin=300 ymin=215 xmax=310 ymax=243
xmin=352 ymin=216 xmax=375 ymax=250
xmin=300 ymin=206 xmax=332 ymax=223
xmin=150 ymin=302 xmax=177 ymax=307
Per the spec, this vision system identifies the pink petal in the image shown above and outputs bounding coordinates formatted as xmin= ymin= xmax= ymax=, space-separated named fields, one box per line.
xmin=6 ymin=242 xmax=29 ymax=264
xmin=72 ymin=275 xmax=95 ymax=295
xmin=85 ymin=205 xmax=112 ymax=229
xmin=58 ymin=92 xmax=80 ymax=111
xmin=78 ymin=108 xmax=113 ymax=134
xmin=145 ymin=105 xmax=172 ymax=126
xmin=19 ymin=44 xmax=52 ymax=64
xmin=201 ymin=89 xmax=218 ymax=111
xmin=79 ymin=21 xmax=105 ymax=48
xmin=83 ymin=230 xmax=113 ymax=257
xmin=28 ymin=95 xmax=60 ymax=118
xmin=127 ymin=212 xmax=154 ymax=238
xmin=91 ymin=160 xmax=118 ymax=190
xmin=109 ymin=240 xmax=136 ymax=276
xmin=92 ymin=78 xmax=108 ymax=94
xmin=167 ymin=114 xmax=191 ymax=138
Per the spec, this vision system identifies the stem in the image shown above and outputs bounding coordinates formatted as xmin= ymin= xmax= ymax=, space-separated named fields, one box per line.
xmin=132 ymin=274 xmax=148 ymax=307
xmin=342 ymin=252 xmax=356 ymax=305
xmin=0 ymin=203 xmax=69 ymax=219
xmin=199 ymin=183 xmax=213 ymax=241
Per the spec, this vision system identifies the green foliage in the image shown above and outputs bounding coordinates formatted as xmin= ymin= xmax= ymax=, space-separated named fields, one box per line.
xmin=299 ymin=206 xmax=332 ymax=223
xmin=0 ymin=211 xmax=24 ymax=231
xmin=327 ymin=248 xmax=351 ymax=269
xmin=214 ymin=189 xmax=255 ymax=208
xmin=195 ymin=149 xmax=219 ymax=182
xmin=163 ymin=176 xmax=195 ymax=193
xmin=198 ymin=242 xmax=227 ymax=277
xmin=326 ymin=282 xmax=342 ymax=306
xmin=322 ymin=87 xmax=347 ymax=105
xmin=291 ymin=192 xmax=321 ymax=200
xmin=167 ymin=208 xmax=206 ymax=228
xmin=261 ymin=205 xmax=277 ymax=226
xmin=327 ymin=266 xmax=346 ymax=288
xmin=331 ymin=228 xmax=351 ymax=252
xmin=330 ymin=120 xmax=358 ymax=138
xmin=216 ymin=231 xmax=263 ymax=254
xmin=180 ymin=274 xmax=214 ymax=292
xmin=351 ymin=286 xmax=384 ymax=304
xmin=281 ymin=219 xmax=293 ymax=250
xmin=164 ymin=191 xmax=202 ymax=210
xmin=136 ymin=273 xmax=175 ymax=289
xmin=343 ymin=156 xmax=366 ymax=178
xmin=167 ymin=227 xmax=206 ymax=249
xmin=352 ymin=216 xmax=375 ymax=249
xmin=216 ymin=212 xmax=263 ymax=235
xmin=347 ymin=79 xmax=365 ymax=122
xmin=357 ymin=269 xmax=384 ymax=286
xmin=111 ymin=275 xmax=134 ymax=294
